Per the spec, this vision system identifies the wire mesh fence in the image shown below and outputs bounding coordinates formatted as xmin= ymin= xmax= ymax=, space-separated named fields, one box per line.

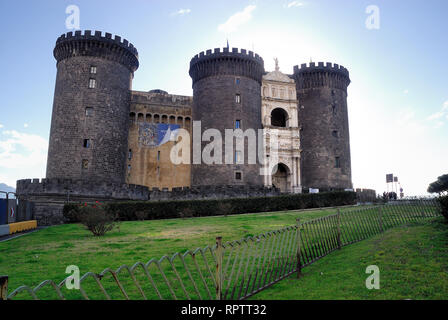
xmin=2 ymin=199 xmax=441 ymax=300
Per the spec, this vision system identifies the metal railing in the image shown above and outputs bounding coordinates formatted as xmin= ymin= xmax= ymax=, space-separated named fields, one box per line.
xmin=2 ymin=199 xmax=441 ymax=300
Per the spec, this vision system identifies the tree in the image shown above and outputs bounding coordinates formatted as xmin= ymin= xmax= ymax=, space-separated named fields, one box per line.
xmin=427 ymin=174 xmax=448 ymax=195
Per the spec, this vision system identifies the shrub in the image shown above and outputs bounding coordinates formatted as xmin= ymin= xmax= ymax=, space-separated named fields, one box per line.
xmin=428 ymin=174 xmax=448 ymax=195
xmin=78 ymin=202 xmax=117 ymax=236
xmin=98 ymin=191 xmax=356 ymax=222
xmin=438 ymin=195 xmax=448 ymax=221
xmin=135 ymin=211 xmax=148 ymax=221
xmin=63 ymin=203 xmax=81 ymax=223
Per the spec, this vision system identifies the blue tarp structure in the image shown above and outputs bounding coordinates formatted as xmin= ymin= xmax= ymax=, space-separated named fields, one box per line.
xmin=0 ymin=199 xmax=7 ymax=225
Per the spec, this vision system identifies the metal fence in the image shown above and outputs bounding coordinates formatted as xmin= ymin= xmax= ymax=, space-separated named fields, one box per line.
xmin=2 ymin=199 xmax=441 ymax=300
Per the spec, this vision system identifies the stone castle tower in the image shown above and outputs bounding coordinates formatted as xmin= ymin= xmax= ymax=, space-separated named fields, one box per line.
xmin=189 ymin=48 xmax=265 ymax=186
xmin=47 ymin=31 xmax=139 ymax=184
xmin=293 ymin=62 xmax=352 ymax=190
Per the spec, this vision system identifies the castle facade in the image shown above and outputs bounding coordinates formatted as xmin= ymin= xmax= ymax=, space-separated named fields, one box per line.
xmin=16 ymin=30 xmax=353 ymax=225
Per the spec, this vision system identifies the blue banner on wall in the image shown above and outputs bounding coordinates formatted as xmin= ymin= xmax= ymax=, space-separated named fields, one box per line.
xmin=138 ymin=123 xmax=180 ymax=148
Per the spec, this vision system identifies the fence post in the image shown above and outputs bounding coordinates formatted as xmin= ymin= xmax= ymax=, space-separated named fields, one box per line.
xmin=0 ymin=275 xmax=8 ymax=300
xmin=379 ymin=206 xmax=383 ymax=233
xmin=337 ymin=210 xmax=342 ymax=249
xmin=296 ymin=218 xmax=302 ymax=278
xmin=215 ymin=237 xmax=223 ymax=300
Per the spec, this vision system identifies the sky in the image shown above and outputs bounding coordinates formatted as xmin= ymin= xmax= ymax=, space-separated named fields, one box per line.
xmin=0 ymin=0 xmax=447 ymax=196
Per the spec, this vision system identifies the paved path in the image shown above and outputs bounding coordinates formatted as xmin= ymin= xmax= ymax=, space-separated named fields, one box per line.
xmin=0 ymin=227 xmax=47 ymax=243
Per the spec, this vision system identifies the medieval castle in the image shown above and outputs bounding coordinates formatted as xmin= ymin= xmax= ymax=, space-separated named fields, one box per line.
xmin=16 ymin=30 xmax=353 ymax=225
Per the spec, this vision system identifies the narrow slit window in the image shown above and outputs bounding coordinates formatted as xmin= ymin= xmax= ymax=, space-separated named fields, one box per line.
xmin=235 ymin=171 xmax=242 ymax=180
xmin=235 ymin=120 xmax=241 ymax=129
xmin=128 ymin=149 xmax=132 ymax=160
xmin=235 ymin=151 xmax=242 ymax=164
xmin=89 ymin=78 xmax=96 ymax=89
xmin=85 ymin=107 xmax=93 ymax=117
xmin=235 ymin=94 xmax=241 ymax=104
xmin=335 ymin=157 xmax=341 ymax=168
xmin=83 ymin=139 xmax=91 ymax=148
xmin=90 ymin=66 xmax=97 ymax=74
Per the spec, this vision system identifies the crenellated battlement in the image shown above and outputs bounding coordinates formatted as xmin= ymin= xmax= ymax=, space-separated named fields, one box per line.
xmin=54 ymin=30 xmax=139 ymax=72
xmin=293 ymin=62 xmax=349 ymax=77
xmin=189 ymin=47 xmax=265 ymax=85
xmin=190 ymin=47 xmax=264 ymax=66
xmin=16 ymin=178 xmax=149 ymax=201
xmin=131 ymin=90 xmax=193 ymax=107
xmin=293 ymin=62 xmax=350 ymax=91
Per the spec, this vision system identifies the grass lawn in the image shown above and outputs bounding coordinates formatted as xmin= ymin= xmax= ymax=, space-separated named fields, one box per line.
xmin=250 ymin=217 xmax=448 ymax=300
xmin=0 ymin=206 xmax=346 ymax=299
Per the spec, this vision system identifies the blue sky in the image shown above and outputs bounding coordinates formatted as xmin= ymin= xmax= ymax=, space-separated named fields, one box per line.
xmin=0 ymin=0 xmax=447 ymax=195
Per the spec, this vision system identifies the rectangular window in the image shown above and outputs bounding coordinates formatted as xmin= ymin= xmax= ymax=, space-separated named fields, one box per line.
xmin=128 ymin=149 xmax=132 ymax=160
xmin=236 ymin=77 xmax=240 ymax=85
xmin=89 ymin=78 xmax=96 ymax=89
xmin=235 ymin=171 xmax=242 ymax=181
xmin=335 ymin=157 xmax=341 ymax=168
xmin=90 ymin=66 xmax=97 ymax=74
xmin=235 ymin=120 xmax=241 ymax=129
xmin=235 ymin=94 xmax=241 ymax=104
xmin=127 ymin=164 xmax=131 ymax=173
xmin=83 ymin=139 xmax=91 ymax=148
xmin=85 ymin=107 xmax=93 ymax=116
xmin=332 ymin=130 xmax=338 ymax=138
xmin=82 ymin=159 xmax=89 ymax=169
xmin=157 ymin=150 xmax=161 ymax=161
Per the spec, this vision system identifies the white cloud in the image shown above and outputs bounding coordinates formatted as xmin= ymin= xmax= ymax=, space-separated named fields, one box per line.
xmin=0 ymin=124 xmax=3 ymax=128
xmin=427 ymin=101 xmax=448 ymax=127
xmin=403 ymin=89 xmax=409 ymax=94
xmin=285 ymin=1 xmax=305 ymax=8
xmin=172 ymin=8 xmax=191 ymax=16
xmin=218 ymin=5 xmax=256 ymax=34
xmin=24 ymin=123 xmax=29 ymax=128
xmin=0 ymin=130 xmax=48 ymax=186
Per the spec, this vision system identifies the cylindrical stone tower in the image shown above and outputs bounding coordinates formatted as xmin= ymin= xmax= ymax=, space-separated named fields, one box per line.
xmin=293 ymin=62 xmax=352 ymax=190
xmin=47 ymin=30 xmax=139 ymax=184
xmin=189 ymin=48 xmax=265 ymax=186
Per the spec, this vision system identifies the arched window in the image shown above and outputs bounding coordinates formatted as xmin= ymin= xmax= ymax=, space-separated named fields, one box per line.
xmin=153 ymin=114 xmax=160 ymax=123
xmin=146 ymin=114 xmax=152 ymax=122
xmin=137 ymin=113 xmax=144 ymax=122
xmin=169 ymin=115 xmax=176 ymax=124
xmin=185 ymin=117 xmax=191 ymax=128
xmin=271 ymin=108 xmax=288 ymax=127
xmin=161 ymin=115 xmax=168 ymax=124
xmin=129 ymin=112 xmax=136 ymax=122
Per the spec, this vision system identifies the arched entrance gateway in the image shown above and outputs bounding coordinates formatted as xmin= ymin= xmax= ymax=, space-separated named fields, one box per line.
xmin=272 ymin=163 xmax=291 ymax=193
